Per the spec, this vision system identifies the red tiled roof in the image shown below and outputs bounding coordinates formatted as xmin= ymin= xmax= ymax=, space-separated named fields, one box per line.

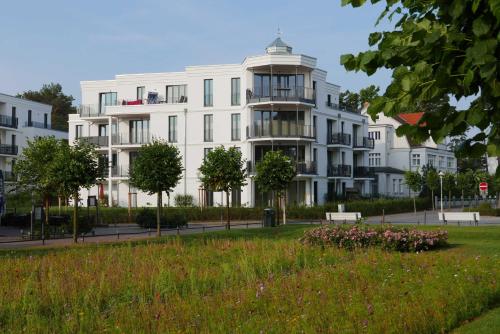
xmin=397 ymin=112 xmax=424 ymax=125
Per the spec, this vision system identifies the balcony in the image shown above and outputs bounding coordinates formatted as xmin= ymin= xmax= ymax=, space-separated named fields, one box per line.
xmin=247 ymin=86 xmax=315 ymax=105
xmin=1 ymin=170 xmax=16 ymax=182
xmin=327 ymin=133 xmax=351 ymax=146
xmin=353 ymin=166 xmax=375 ymax=178
xmin=0 ymin=115 xmax=18 ymax=129
xmin=325 ymin=101 xmax=360 ymax=114
xmin=80 ymin=136 xmax=109 ymax=147
xmin=112 ymin=134 xmax=150 ymax=146
xmin=78 ymin=104 xmax=107 ymax=118
xmin=0 ymin=144 xmax=18 ymax=156
xmin=246 ymin=124 xmax=315 ymax=140
xmin=247 ymin=160 xmax=317 ymax=175
xmin=353 ymin=137 xmax=374 ymax=149
xmin=327 ymin=164 xmax=351 ymax=177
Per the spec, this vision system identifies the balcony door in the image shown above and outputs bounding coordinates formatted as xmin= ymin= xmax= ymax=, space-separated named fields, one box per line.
xmin=129 ymin=120 xmax=149 ymax=144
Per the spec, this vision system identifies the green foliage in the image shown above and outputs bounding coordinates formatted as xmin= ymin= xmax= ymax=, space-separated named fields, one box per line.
xmin=464 ymin=202 xmax=500 ymax=216
xmin=404 ymin=170 xmax=423 ymax=193
xmin=135 ymin=208 xmax=187 ymax=228
xmin=341 ymin=0 xmax=500 ymax=162
xmin=174 ymin=194 xmax=194 ymax=207
xmin=17 ymin=83 xmax=75 ymax=132
xmin=442 ymin=171 xmax=456 ymax=194
xmin=456 ymin=170 xmax=476 ymax=198
xmin=255 ymin=151 xmax=295 ymax=196
xmin=199 ymin=146 xmax=246 ymax=193
xmin=425 ymin=169 xmax=439 ymax=192
xmin=338 ymin=85 xmax=380 ymax=112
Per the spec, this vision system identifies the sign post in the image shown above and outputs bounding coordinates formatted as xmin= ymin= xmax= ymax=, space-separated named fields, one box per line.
xmin=479 ymin=182 xmax=488 ymax=199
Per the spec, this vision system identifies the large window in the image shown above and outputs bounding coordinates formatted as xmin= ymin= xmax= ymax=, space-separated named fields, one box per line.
xmin=204 ymin=147 xmax=213 ymax=157
xmin=428 ymin=154 xmax=436 ymax=167
xmin=447 ymin=157 xmax=454 ymax=168
xmin=412 ymin=154 xmax=421 ymax=166
xmin=137 ymin=86 xmax=145 ymax=101
xmin=166 ymin=85 xmax=187 ymax=103
xmin=98 ymin=124 xmax=108 ymax=137
xmin=231 ymin=78 xmax=240 ymax=105
xmin=204 ymin=114 xmax=213 ymax=142
xmin=204 ymin=79 xmax=213 ymax=107
xmin=168 ymin=116 xmax=177 ymax=142
xmin=369 ymin=153 xmax=381 ymax=166
xmin=99 ymin=92 xmax=117 ymax=114
xmin=129 ymin=119 xmax=149 ymax=144
xmin=253 ymin=74 xmax=304 ymax=97
xmin=231 ymin=113 xmax=240 ymax=141
xmin=368 ymin=131 xmax=380 ymax=140
xmin=75 ymin=125 xmax=83 ymax=139
xmin=438 ymin=156 xmax=445 ymax=168
xmin=44 ymin=113 xmax=48 ymax=128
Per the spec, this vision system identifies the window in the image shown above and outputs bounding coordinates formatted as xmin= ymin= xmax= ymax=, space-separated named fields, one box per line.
xmin=393 ymin=179 xmax=397 ymax=194
xmin=313 ymin=148 xmax=317 ymax=162
xmin=99 ymin=92 xmax=117 ymax=114
xmin=166 ymin=85 xmax=187 ymax=103
xmin=204 ymin=79 xmax=213 ymax=107
xmin=168 ymin=116 xmax=177 ymax=142
xmin=44 ymin=113 xmax=48 ymax=128
xmin=368 ymin=131 xmax=380 ymax=140
xmin=28 ymin=110 xmax=32 ymax=126
xmin=369 ymin=153 xmax=381 ymax=166
xmin=428 ymin=154 xmax=436 ymax=167
xmin=438 ymin=156 xmax=445 ymax=168
xmin=204 ymin=147 xmax=213 ymax=157
xmin=398 ymin=179 xmax=403 ymax=194
xmin=98 ymin=124 xmax=108 ymax=137
xmin=447 ymin=157 xmax=454 ymax=168
xmin=231 ymin=78 xmax=240 ymax=105
xmin=231 ymin=188 xmax=241 ymax=207
xmin=75 ymin=125 xmax=83 ymax=139
xmin=137 ymin=86 xmax=145 ymax=101
xmin=129 ymin=120 xmax=149 ymax=144
xmin=412 ymin=154 xmax=421 ymax=166
xmin=327 ymin=94 xmax=332 ymax=106
xmin=204 ymin=114 xmax=213 ymax=142
xmin=231 ymin=113 xmax=240 ymax=141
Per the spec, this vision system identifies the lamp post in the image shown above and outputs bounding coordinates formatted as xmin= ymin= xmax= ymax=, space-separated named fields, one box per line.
xmin=439 ymin=171 xmax=444 ymax=213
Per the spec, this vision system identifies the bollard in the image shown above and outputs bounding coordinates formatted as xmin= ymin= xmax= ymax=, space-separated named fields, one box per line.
xmin=381 ymin=209 xmax=385 ymax=225
xmin=177 ymin=225 xmax=180 ymax=236
xmin=424 ymin=210 xmax=427 ymax=225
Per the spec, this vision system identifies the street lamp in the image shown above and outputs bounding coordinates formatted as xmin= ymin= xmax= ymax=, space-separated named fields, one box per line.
xmin=439 ymin=171 xmax=444 ymax=213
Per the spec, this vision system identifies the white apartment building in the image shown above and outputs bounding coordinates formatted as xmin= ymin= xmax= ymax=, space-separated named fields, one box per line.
xmin=69 ymin=38 xmax=374 ymax=208
xmin=364 ymin=109 xmax=457 ymax=197
xmin=0 ymin=93 xmax=67 ymax=187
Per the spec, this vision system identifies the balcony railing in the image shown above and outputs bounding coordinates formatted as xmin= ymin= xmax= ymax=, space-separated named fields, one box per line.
xmin=247 ymin=86 xmax=315 ymax=104
xmin=24 ymin=121 xmax=51 ymax=129
xmin=327 ymin=133 xmax=351 ymax=146
xmin=327 ymin=164 xmax=351 ymax=177
xmin=353 ymin=136 xmax=375 ymax=149
xmin=1 ymin=170 xmax=16 ymax=182
xmin=325 ymin=101 xmax=360 ymax=114
xmin=353 ymin=166 xmax=375 ymax=178
xmin=79 ymin=136 xmax=109 ymax=147
xmin=120 ymin=97 xmax=188 ymax=105
xmin=0 ymin=144 xmax=18 ymax=156
xmin=247 ymin=124 xmax=315 ymax=139
xmin=99 ymin=165 xmax=131 ymax=178
xmin=112 ymin=134 xmax=150 ymax=145
xmin=247 ymin=160 xmax=317 ymax=175
xmin=0 ymin=115 xmax=18 ymax=129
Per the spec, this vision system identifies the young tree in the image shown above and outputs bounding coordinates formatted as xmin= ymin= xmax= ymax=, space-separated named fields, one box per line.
xmin=425 ymin=169 xmax=439 ymax=210
xmin=17 ymin=83 xmax=76 ymax=131
xmin=456 ymin=170 xmax=475 ymax=207
xmin=129 ymin=140 xmax=183 ymax=237
xmin=359 ymin=85 xmax=380 ymax=104
xmin=404 ymin=170 xmax=423 ymax=214
xmin=54 ymin=141 xmax=100 ymax=243
xmin=341 ymin=1 xmax=500 ymax=169
xmin=442 ymin=172 xmax=456 ymax=209
xmin=339 ymin=90 xmax=360 ymax=112
xmin=254 ymin=151 xmax=296 ymax=225
xmin=14 ymin=136 xmax=62 ymax=228
xmin=198 ymin=146 xmax=247 ymax=230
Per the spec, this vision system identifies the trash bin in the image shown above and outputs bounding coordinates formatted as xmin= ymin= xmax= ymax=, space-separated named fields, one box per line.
xmin=263 ymin=208 xmax=276 ymax=227
xmin=338 ymin=204 xmax=345 ymax=213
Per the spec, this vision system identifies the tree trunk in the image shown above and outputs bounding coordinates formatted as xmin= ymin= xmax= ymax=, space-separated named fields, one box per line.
xmin=462 ymin=189 xmax=465 ymax=208
xmin=413 ymin=195 xmax=416 ymax=214
xmin=275 ymin=192 xmax=280 ymax=226
xmin=282 ymin=194 xmax=287 ymax=225
xmin=44 ymin=195 xmax=50 ymax=227
xmin=73 ymin=192 xmax=78 ymax=243
xmin=157 ymin=191 xmax=162 ymax=237
xmin=448 ymin=190 xmax=452 ymax=209
xmin=431 ymin=189 xmax=435 ymax=211
xmin=226 ymin=191 xmax=230 ymax=230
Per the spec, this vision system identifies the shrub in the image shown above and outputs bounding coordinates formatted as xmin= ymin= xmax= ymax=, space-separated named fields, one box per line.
xmin=135 ymin=208 xmax=187 ymax=228
xmin=301 ymin=225 xmax=448 ymax=252
xmin=174 ymin=194 xmax=194 ymax=207
xmin=464 ymin=203 xmax=500 ymax=216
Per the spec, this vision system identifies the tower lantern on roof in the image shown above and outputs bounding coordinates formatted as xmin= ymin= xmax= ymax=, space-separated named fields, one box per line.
xmin=266 ymin=28 xmax=292 ymax=55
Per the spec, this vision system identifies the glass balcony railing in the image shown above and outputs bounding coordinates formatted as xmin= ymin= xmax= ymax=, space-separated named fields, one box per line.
xmin=327 ymin=133 xmax=351 ymax=146
xmin=325 ymin=101 xmax=360 ymax=114
xmin=247 ymin=160 xmax=317 ymax=175
xmin=247 ymin=86 xmax=315 ymax=104
xmin=0 ymin=144 xmax=18 ymax=156
xmin=112 ymin=134 xmax=150 ymax=145
xmin=79 ymin=136 xmax=109 ymax=147
xmin=0 ymin=115 xmax=18 ymax=128
xmin=353 ymin=166 xmax=375 ymax=178
xmin=353 ymin=136 xmax=375 ymax=149
xmin=327 ymin=164 xmax=351 ymax=177
xmin=247 ymin=124 xmax=315 ymax=139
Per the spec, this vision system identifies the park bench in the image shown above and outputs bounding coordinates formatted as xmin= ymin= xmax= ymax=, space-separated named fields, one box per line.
xmin=325 ymin=212 xmax=362 ymax=224
xmin=438 ymin=212 xmax=480 ymax=226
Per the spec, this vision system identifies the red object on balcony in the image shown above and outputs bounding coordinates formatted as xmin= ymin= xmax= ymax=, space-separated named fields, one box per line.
xmin=126 ymin=100 xmax=143 ymax=105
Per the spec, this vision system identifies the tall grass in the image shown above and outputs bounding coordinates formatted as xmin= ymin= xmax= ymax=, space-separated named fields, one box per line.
xmin=0 ymin=226 xmax=499 ymax=333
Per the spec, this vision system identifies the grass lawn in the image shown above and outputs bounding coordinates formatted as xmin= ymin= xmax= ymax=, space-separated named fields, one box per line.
xmin=0 ymin=224 xmax=499 ymax=333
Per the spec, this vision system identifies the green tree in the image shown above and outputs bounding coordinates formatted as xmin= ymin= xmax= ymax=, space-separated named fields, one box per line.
xmin=254 ymin=151 xmax=296 ymax=225
xmin=341 ymin=0 xmax=500 ymax=167
xmin=17 ymin=83 xmax=76 ymax=132
xmin=339 ymin=90 xmax=360 ymax=112
xmin=442 ymin=172 xmax=456 ymax=208
xmin=53 ymin=141 xmax=100 ymax=242
xmin=456 ymin=170 xmax=475 ymax=207
xmin=129 ymin=140 xmax=183 ymax=237
xmin=198 ymin=146 xmax=247 ymax=230
xmin=359 ymin=85 xmax=380 ymax=105
xmin=425 ymin=169 xmax=439 ymax=210
xmin=13 ymin=136 xmax=62 ymax=227
xmin=404 ymin=170 xmax=423 ymax=214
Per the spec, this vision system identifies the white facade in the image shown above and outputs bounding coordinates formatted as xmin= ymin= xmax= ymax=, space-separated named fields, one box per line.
xmin=0 ymin=93 xmax=67 ymax=184
xmin=363 ymin=109 xmax=457 ymax=197
xmin=69 ymin=38 xmax=374 ymax=208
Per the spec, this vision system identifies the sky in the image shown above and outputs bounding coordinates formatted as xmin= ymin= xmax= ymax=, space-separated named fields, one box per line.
xmin=0 ymin=0 xmax=394 ymax=104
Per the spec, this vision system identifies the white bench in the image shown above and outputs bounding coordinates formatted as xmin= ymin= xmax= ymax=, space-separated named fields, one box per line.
xmin=438 ymin=212 xmax=480 ymax=226
xmin=325 ymin=212 xmax=362 ymax=224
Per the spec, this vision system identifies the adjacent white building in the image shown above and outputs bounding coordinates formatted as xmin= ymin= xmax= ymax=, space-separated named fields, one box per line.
xmin=69 ymin=38 xmax=374 ymax=208
xmin=364 ymin=109 xmax=457 ymax=197
xmin=0 ymin=93 xmax=67 ymax=186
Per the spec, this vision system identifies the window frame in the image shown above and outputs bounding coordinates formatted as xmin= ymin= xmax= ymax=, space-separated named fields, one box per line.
xmin=231 ymin=113 xmax=241 ymax=141
xmin=231 ymin=77 xmax=241 ymax=106
xmin=204 ymin=114 xmax=213 ymax=142
xmin=168 ymin=115 xmax=177 ymax=142
xmin=204 ymin=79 xmax=213 ymax=107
